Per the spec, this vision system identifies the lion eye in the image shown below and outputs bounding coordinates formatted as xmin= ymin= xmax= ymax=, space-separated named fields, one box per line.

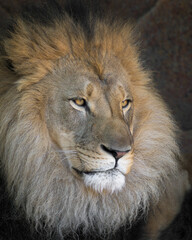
xmin=73 ymin=98 xmax=86 ymax=107
xmin=122 ymin=99 xmax=131 ymax=109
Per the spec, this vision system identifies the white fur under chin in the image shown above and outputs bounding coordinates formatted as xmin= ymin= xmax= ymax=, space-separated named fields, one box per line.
xmin=83 ymin=170 xmax=125 ymax=193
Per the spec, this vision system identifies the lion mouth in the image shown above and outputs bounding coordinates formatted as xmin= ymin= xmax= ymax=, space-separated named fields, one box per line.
xmin=72 ymin=167 xmax=124 ymax=176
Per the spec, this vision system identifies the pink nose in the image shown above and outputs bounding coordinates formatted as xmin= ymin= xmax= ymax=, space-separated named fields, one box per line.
xmin=101 ymin=144 xmax=131 ymax=161
xmin=115 ymin=151 xmax=127 ymax=160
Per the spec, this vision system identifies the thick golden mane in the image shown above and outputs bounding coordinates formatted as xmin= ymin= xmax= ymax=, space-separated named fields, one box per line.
xmin=1 ymin=1 xmax=148 ymax=91
xmin=0 ymin=1 xmax=190 ymax=239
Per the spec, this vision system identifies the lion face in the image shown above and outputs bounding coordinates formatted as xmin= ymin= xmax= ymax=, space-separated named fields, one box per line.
xmin=47 ymin=57 xmax=134 ymax=193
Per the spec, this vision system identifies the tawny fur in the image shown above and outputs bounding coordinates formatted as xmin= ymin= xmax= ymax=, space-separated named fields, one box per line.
xmin=0 ymin=3 xmax=190 ymax=239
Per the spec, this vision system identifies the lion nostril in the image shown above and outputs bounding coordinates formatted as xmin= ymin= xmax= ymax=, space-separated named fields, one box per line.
xmin=100 ymin=144 xmax=130 ymax=161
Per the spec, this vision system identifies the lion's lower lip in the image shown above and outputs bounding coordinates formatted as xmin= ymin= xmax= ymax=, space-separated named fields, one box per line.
xmin=72 ymin=167 xmax=123 ymax=176
xmin=84 ymin=170 xmax=108 ymax=175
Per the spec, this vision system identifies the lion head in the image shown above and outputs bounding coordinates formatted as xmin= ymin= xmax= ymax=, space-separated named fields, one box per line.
xmin=0 ymin=1 xmax=189 ymax=237
xmin=45 ymin=54 xmax=135 ymax=193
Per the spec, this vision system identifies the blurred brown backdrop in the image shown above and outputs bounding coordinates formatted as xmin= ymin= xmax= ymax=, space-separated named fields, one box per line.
xmin=0 ymin=0 xmax=191 ymax=159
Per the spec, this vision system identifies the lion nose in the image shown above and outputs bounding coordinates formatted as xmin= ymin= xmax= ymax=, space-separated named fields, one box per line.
xmin=115 ymin=151 xmax=128 ymax=160
xmin=101 ymin=144 xmax=131 ymax=161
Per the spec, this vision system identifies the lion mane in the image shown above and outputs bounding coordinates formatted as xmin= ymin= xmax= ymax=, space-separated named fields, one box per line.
xmin=0 ymin=1 xmax=190 ymax=239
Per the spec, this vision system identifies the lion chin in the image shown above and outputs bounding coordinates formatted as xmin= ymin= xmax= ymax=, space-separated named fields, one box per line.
xmin=74 ymin=168 xmax=125 ymax=193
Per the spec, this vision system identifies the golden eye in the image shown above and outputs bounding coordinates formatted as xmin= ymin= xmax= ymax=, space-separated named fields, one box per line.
xmin=73 ymin=98 xmax=86 ymax=107
xmin=122 ymin=99 xmax=131 ymax=109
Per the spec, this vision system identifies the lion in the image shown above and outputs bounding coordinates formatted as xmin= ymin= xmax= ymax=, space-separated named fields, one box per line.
xmin=0 ymin=1 xmax=190 ymax=239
